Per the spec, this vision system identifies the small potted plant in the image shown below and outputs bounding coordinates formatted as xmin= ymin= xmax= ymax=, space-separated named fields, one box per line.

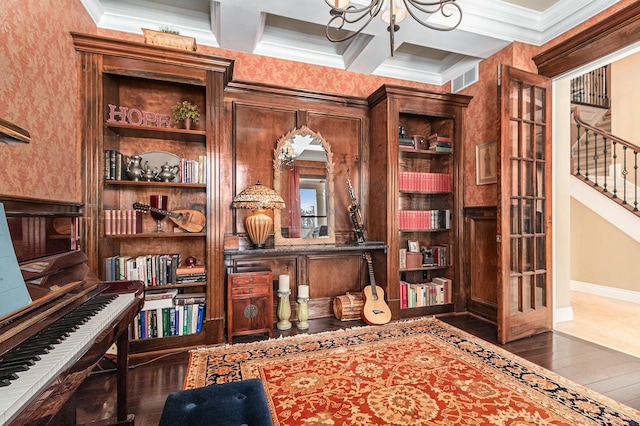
xmin=172 ymin=101 xmax=200 ymax=130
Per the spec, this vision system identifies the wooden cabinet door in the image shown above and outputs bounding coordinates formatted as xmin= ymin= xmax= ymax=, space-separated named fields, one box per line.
xmin=497 ymin=65 xmax=553 ymax=344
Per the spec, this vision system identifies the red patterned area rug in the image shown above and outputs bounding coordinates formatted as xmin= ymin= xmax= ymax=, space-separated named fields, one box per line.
xmin=185 ymin=318 xmax=640 ymax=425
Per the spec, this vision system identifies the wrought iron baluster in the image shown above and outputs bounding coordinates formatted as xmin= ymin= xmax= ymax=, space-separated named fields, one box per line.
xmin=635 ymin=152 xmax=639 ymax=211
xmin=593 ymin=133 xmax=599 ymax=187
xmin=602 ymin=136 xmax=609 ymax=193
xmin=584 ymin=128 xmax=590 ymax=182
xmin=622 ymin=146 xmax=628 ymax=205
xmin=575 ymin=123 xmax=582 ymax=176
xmin=612 ymin=142 xmax=618 ymax=199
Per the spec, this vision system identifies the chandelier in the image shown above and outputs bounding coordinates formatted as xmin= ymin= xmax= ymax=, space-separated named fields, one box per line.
xmin=324 ymin=0 xmax=462 ymax=56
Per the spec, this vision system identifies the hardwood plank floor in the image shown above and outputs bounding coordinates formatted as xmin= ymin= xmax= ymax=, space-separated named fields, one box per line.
xmin=75 ymin=314 xmax=640 ymax=425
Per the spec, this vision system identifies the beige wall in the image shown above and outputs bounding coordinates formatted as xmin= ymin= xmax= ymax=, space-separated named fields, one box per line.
xmin=571 ymin=198 xmax=640 ymax=291
xmin=611 ymin=52 xmax=640 ymax=147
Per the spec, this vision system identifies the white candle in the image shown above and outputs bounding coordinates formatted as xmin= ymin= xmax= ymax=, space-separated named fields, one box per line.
xmin=278 ymin=274 xmax=290 ymax=292
xmin=298 ymin=285 xmax=309 ymax=298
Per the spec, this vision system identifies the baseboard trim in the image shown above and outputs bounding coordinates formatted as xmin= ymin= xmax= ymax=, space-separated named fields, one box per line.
xmin=570 ymin=280 xmax=640 ymax=304
xmin=553 ymin=306 xmax=574 ymax=325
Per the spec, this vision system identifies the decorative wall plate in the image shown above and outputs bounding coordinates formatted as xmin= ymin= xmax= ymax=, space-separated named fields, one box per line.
xmin=137 ymin=150 xmax=181 ymax=182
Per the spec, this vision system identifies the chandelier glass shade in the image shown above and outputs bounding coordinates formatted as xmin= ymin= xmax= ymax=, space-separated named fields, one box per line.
xmin=324 ymin=0 xmax=462 ymax=56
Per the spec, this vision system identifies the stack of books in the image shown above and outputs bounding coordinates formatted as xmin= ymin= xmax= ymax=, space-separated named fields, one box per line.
xmin=176 ymin=264 xmax=206 ymax=284
xmin=427 ymin=133 xmax=452 ymax=152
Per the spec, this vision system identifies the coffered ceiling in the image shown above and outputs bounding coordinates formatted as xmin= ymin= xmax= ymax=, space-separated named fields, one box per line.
xmin=80 ymin=0 xmax=620 ymax=86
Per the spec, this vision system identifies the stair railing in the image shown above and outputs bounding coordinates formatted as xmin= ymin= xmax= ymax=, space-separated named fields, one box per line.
xmin=571 ymin=65 xmax=610 ymax=108
xmin=572 ymin=106 xmax=639 ymax=214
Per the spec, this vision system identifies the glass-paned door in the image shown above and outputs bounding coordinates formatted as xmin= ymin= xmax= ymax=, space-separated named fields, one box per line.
xmin=497 ymin=65 xmax=553 ymax=344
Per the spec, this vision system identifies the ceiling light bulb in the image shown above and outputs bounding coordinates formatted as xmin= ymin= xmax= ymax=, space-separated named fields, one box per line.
xmin=381 ymin=0 xmax=407 ymax=25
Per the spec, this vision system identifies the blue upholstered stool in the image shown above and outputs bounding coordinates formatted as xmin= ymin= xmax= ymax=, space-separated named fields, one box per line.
xmin=159 ymin=378 xmax=273 ymax=426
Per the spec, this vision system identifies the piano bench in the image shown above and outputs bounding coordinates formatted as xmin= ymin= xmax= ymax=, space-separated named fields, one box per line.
xmin=158 ymin=378 xmax=273 ymax=426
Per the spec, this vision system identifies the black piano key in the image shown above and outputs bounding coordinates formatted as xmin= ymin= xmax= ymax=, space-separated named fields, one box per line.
xmin=0 ymin=364 xmax=30 ymax=375
xmin=0 ymin=372 xmax=20 ymax=381
xmin=0 ymin=352 xmax=44 ymax=364
xmin=0 ymin=358 xmax=36 ymax=369
xmin=0 ymin=378 xmax=10 ymax=387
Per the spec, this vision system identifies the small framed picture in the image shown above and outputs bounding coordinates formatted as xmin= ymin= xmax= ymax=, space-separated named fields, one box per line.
xmin=408 ymin=240 xmax=419 ymax=253
xmin=476 ymin=140 xmax=498 ymax=185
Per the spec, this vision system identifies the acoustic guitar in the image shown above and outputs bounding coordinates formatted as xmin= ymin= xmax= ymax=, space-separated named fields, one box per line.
xmin=361 ymin=252 xmax=392 ymax=325
xmin=133 ymin=202 xmax=206 ymax=233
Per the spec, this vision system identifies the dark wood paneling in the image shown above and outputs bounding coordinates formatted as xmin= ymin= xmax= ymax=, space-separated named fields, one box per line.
xmin=533 ymin=2 xmax=640 ymax=78
xmin=464 ymin=207 xmax=498 ymax=322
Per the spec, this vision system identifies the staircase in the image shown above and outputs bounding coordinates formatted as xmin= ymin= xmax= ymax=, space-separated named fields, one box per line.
xmin=571 ymin=106 xmax=640 ymax=216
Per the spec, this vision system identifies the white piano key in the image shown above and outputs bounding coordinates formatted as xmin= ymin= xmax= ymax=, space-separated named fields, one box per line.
xmin=0 ymin=293 xmax=135 ymax=425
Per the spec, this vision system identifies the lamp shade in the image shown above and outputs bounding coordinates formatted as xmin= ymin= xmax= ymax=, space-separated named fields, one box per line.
xmin=232 ymin=182 xmax=285 ymax=248
xmin=231 ymin=181 xmax=285 ymax=210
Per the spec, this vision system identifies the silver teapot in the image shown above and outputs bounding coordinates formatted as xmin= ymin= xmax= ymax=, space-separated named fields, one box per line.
xmin=158 ymin=163 xmax=180 ymax=182
xmin=126 ymin=155 xmax=145 ymax=181
xmin=143 ymin=162 xmax=159 ymax=182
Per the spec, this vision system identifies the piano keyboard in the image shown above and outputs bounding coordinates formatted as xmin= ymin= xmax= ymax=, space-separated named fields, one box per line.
xmin=0 ymin=292 xmax=136 ymax=425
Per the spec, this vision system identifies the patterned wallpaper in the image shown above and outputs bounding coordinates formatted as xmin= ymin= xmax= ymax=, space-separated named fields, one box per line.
xmin=0 ymin=0 xmax=96 ymax=201
xmin=0 ymin=0 xmax=633 ymax=206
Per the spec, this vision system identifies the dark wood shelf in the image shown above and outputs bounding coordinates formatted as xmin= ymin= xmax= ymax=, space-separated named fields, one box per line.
xmin=107 ymin=232 xmax=206 ymax=238
xmin=399 ymin=190 xmax=451 ymax=196
xmin=399 ymin=147 xmax=452 ymax=156
xmin=399 ymin=303 xmax=454 ymax=317
xmin=105 ymin=122 xmax=206 ymax=142
xmin=398 ymin=228 xmax=450 ymax=233
xmin=130 ymin=331 xmax=205 ymax=354
xmin=400 ymin=265 xmax=449 ymax=272
xmin=105 ymin=180 xmax=206 ymax=188
xmin=144 ymin=282 xmax=206 ymax=291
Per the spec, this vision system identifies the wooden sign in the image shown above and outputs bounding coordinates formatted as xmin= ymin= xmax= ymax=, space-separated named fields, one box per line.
xmin=107 ymin=104 xmax=172 ymax=128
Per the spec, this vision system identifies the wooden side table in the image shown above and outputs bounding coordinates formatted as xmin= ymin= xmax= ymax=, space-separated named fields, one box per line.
xmin=227 ymin=271 xmax=273 ymax=343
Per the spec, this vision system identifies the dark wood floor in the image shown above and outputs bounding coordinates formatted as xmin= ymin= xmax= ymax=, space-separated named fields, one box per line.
xmin=76 ymin=313 xmax=640 ymax=425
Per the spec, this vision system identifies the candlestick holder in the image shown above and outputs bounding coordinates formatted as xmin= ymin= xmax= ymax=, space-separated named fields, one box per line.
xmin=297 ymin=297 xmax=309 ymax=330
xmin=277 ymin=290 xmax=292 ymax=330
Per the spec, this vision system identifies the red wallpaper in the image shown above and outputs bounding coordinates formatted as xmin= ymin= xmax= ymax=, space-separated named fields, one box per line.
xmin=0 ymin=0 xmax=96 ymax=201
xmin=1 ymin=0 xmax=633 ymax=207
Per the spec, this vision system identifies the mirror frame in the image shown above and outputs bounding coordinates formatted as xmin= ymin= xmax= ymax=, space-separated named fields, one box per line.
xmin=273 ymin=126 xmax=336 ymax=246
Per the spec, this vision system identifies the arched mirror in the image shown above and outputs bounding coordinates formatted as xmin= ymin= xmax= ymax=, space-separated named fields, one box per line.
xmin=273 ymin=126 xmax=335 ymax=245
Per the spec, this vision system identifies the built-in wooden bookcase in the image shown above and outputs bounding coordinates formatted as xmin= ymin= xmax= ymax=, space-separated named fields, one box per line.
xmin=73 ymin=33 xmax=233 ymax=353
xmin=367 ymin=85 xmax=471 ymax=320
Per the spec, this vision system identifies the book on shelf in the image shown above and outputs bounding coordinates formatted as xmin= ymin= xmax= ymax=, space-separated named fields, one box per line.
xmin=398 ymin=172 xmax=451 ymax=192
xmin=399 ymin=278 xmax=451 ymax=309
xmin=174 ymin=292 xmax=206 ymax=305
xmin=132 ymin=301 xmax=205 ymax=340
xmin=427 ymin=133 xmax=451 ymax=142
xmin=399 ymin=137 xmax=415 ymax=147
xmin=145 ymin=288 xmax=179 ymax=301
xmin=398 ymin=209 xmax=451 ymax=231
xmin=103 ymin=150 xmax=129 ymax=180
xmin=104 ymin=253 xmax=181 ymax=285
xmin=177 ymin=264 xmax=206 ymax=275
xmin=104 ymin=210 xmax=142 ymax=235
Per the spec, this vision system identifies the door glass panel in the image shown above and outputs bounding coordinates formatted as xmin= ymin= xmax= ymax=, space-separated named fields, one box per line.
xmin=523 ymin=84 xmax=532 ymax=121
xmin=523 ymin=199 xmax=533 ymax=234
xmin=535 ymin=274 xmax=546 ymax=307
xmin=535 ymin=125 xmax=545 ymax=160
xmin=536 ymin=163 xmax=545 ymax=197
xmin=522 ymin=274 xmax=532 ymax=311
xmin=535 ymin=87 xmax=545 ymax=122
xmin=536 ymin=236 xmax=545 ymax=270
xmin=510 ymin=237 xmax=520 ymax=273
xmin=524 ymin=161 xmax=534 ymax=197
xmin=510 ymin=276 xmax=521 ymax=314
xmin=523 ymin=123 xmax=533 ymax=159
xmin=510 ymin=121 xmax=519 ymax=158
xmin=510 ymin=199 xmax=520 ymax=234
xmin=535 ymin=200 xmax=545 ymax=233
xmin=523 ymin=237 xmax=533 ymax=272
xmin=511 ymin=160 xmax=520 ymax=195
xmin=509 ymin=82 xmax=520 ymax=118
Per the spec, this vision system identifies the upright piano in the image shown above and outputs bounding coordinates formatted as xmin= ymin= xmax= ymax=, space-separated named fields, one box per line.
xmin=0 ymin=196 xmax=144 ymax=425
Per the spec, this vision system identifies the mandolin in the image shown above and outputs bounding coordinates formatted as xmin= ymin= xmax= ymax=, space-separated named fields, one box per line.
xmin=361 ymin=252 xmax=392 ymax=325
xmin=133 ymin=202 xmax=206 ymax=233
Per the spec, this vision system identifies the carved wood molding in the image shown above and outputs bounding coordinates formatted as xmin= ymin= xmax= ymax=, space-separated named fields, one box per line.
xmin=533 ymin=2 xmax=640 ymax=78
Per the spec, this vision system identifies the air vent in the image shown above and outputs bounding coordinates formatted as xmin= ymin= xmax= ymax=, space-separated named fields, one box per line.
xmin=451 ymin=65 xmax=478 ymax=93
